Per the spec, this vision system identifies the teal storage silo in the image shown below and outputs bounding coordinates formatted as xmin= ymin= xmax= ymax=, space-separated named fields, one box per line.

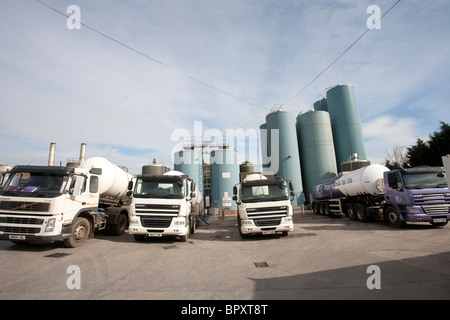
xmin=210 ymin=149 xmax=239 ymax=210
xmin=296 ymin=110 xmax=338 ymax=204
xmin=326 ymin=85 xmax=367 ymax=170
xmin=265 ymin=110 xmax=304 ymax=206
xmin=313 ymin=98 xmax=328 ymax=112
xmin=174 ymin=150 xmax=204 ymax=199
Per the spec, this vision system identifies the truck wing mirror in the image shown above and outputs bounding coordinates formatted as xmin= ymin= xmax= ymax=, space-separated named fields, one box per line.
xmin=128 ymin=180 xmax=134 ymax=190
xmin=233 ymin=185 xmax=237 ymax=196
xmin=289 ymin=181 xmax=294 ymax=191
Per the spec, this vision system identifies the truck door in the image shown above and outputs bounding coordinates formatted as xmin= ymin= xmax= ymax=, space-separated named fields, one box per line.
xmin=63 ymin=175 xmax=99 ymax=222
xmin=385 ymin=171 xmax=405 ymax=206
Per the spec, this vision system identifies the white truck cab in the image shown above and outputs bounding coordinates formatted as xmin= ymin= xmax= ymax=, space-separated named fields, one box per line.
xmin=129 ymin=171 xmax=202 ymax=242
xmin=233 ymin=173 xmax=294 ymax=238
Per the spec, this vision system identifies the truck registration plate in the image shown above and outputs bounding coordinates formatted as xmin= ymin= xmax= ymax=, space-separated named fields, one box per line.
xmin=148 ymin=232 xmax=162 ymax=237
xmin=9 ymin=235 xmax=26 ymax=240
xmin=433 ymin=218 xmax=447 ymax=223
xmin=262 ymin=230 xmax=275 ymax=235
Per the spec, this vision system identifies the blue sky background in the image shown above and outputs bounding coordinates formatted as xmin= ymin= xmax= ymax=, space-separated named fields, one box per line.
xmin=1 ymin=0 xmax=449 ymax=174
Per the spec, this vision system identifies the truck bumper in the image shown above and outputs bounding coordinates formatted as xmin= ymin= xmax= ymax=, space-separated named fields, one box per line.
xmin=129 ymin=216 xmax=189 ymax=238
xmin=240 ymin=218 xmax=294 ymax=235
xmin=405 ymin=206 xmax=450 ymax=224
xmin=0 ymin=233 xmax=67 ymax=243
xmin=405 ymin=214 xmax=450 ymax=224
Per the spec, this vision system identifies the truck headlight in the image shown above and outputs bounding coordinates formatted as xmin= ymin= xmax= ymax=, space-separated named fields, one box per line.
xmin=242 ymin=220 xmax=253 ymax=225
xmin=130 ymin=217 xmax=140 ymax=225
xmin=406 ymin=207 xmax=423 ymax=214
xmin=173 ymin=220 xmax=185 ymax=226
xmin=283 ymin=216 xmax=293 ymax=222
xmin=45 ymin=218 xmax=56 ymax=232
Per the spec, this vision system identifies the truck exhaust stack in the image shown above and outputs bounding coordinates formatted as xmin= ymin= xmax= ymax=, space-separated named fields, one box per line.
xmin=48 ymin=142 xmax=56 ymax=166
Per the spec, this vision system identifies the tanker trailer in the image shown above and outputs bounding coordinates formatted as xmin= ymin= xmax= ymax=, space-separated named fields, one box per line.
xmin=311 ymin=164 xmax=389 ymax=221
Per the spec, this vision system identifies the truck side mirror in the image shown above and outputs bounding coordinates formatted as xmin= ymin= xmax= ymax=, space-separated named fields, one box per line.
xmin=233 ymin=185 xmax=237 ymax=196
xmin=128 ymin=180 xmax=134 ymax=190
xmin=232 ymin=195 xmax=237 ymax=201
xmin=191 ymin=182 xmax=196 ymax=192
xmin=289 ymin=181 xmax=294 ymax=191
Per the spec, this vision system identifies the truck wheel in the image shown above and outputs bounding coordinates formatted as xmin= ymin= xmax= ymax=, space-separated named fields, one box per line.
xmin=64 ymin=217 xmax=91 ymax=248
xmin=385 ymin=207 xmax=405 ymax=228
xmin=345 ymin=204 xmax=356 ymax=220
xmin=109 ymin=214 xmax=128 ymax=236
xmin=355 ymin=204 xmax=367 ymax=222
xmin=237 ymin=216 xmax=249 ymax=239
xmin=180 ymin=219 xmax=190 ymax=242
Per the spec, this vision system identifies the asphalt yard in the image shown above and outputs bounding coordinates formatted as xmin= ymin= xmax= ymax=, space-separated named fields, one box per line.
xmin=0 ymin=211 xmax=449 ymax=301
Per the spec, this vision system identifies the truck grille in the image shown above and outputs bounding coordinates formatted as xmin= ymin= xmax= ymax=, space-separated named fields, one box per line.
xmin=254 ymin=218 xmax=282 ymax=227
xmin=135 ymin=204 xmax=179 ymax=215
xmin=422 ymin=204 xmax=450 ymax=215
xmin=140 ymin=216 xmax=173 ymax=228
xmin=0 ymin=217 xmax=44 ymax=225
xmin=246 ymin=206 xmax=288 ymax=219
xmin=0 ymin=201 xmax=50 ymax=212
xmin=0 ymin=226 xmax=41 ymax=234
xmin=413 ymin=193 xmax=450 ymax=215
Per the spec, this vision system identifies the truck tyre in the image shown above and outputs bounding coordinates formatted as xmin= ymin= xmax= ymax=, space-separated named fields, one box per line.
xmin=64 ymin=217 xmax=91 ymax=248
xmin=345 ymin=204 xmax=356 ymax=220
xmin=180 ymin=219 xmax=190 ymax=242
xmin=237 ymin=216 xmax=249 ymax=239
xmin=385 ymin=207 xmax=405 ymax=228
xmin=355 ymin=204 xmax=367 ymax=222
xmin=109 ymin=213 xmax=128 ymax=236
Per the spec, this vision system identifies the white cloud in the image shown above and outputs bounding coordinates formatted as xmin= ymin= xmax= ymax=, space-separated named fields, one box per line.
xmin=362 ymin=116 xmax=419 ymax=165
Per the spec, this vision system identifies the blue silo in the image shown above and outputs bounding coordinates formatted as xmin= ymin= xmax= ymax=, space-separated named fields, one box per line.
xmin=174 ymin=150 xmax=204 ymax=199
xmin=296 ymin=110 xmax=338 ymax=203
xmin=210 ymin=149 xmax=240 ymax=210
xmin=264 ymin=110 xmax=304 ymax=206
xmin=326 ymin=85 xmax=367 ymax=170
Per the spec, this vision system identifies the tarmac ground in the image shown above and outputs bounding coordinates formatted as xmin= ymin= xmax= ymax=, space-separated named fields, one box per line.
xmin=0 ymin=210 xmax=449 ymax=301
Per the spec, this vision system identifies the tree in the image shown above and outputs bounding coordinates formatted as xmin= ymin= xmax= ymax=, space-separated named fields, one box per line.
xmin=384 ymin=145 xmax=408 ymax=169
xmin=406 ymin=122 xmax=450 ymax=167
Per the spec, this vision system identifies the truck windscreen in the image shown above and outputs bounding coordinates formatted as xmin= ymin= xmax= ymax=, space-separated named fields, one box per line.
xmin=133 ymin=178 xmax=184 ymax=199
xmin=0 ymin=171 xmax=69 ymax=198
xmin=402 ymin=171 xmax=448 ymax=189
xmin=241 ymin=183 xmax=288 ymax=203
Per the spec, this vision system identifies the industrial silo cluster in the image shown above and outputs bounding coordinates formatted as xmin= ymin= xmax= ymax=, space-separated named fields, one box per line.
xmin=168 ymin=84 xmax=368 ymax=211
xmin=261 ymin=84 xmax=369 ymax=205
xmin=173 ymin=148 xmax=240 ymax=212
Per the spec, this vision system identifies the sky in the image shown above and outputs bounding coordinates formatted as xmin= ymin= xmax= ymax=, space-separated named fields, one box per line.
xmin=0 ymin=0 xmax=449 ymax=175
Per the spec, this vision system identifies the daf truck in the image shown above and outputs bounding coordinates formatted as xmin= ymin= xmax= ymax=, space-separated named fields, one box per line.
xmin=312 ymin=164 xmax=450 ymax=227
xmin=0 ymin=156 xmax=133 ymax=247
xmin=128 ymin=171 xmax=203 ymax=242
xmin=233 ymin=173 xmax=295 ymax=238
